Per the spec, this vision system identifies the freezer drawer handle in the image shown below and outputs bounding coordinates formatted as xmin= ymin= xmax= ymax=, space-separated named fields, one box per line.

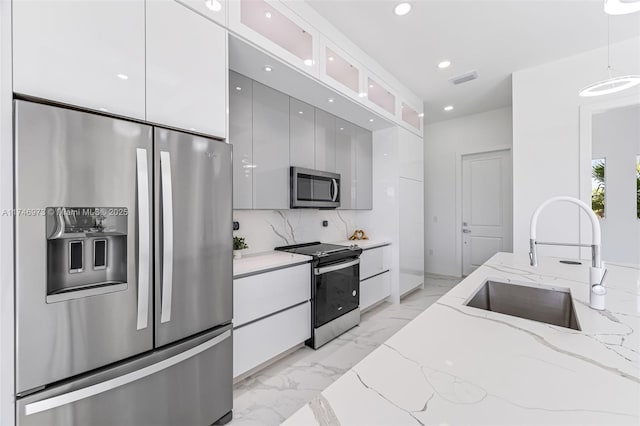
xmin=160 ymin=151 xmax=174 ymax=323
xmin=136 ymin=148 xmax=150 ymax=330
xmin=24 ymin=330 xmax=231 ymax=416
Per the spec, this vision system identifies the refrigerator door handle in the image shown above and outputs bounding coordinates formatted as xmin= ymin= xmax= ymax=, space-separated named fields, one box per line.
xmin=160 ymin=151 xmax=174 ymax=323
xmin=23 ymin=330 xmax=231 ymax=416
xmin=136 ymin=148 xmax=150 ymax=330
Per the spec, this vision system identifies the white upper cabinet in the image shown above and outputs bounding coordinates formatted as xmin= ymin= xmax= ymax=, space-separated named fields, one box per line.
xmin=230 ymin=0 xmax=319 ymax=75
xmin=229 ymin=71 xmax=254 ymax=209
xmin=314 ymin=109 xmax=336 ymax=172
xmin=146 ymin=0 xmax=227 ymax=137
xmin=355 ymin=126 xmax=373 ymax=210
xmin=13 ymin=0 xmax=146 ymax=119
xmin=321 ymin=43 xmax=362 ymax=98
xmin=175 ymin=0 xmax=227 ymax=27
xmin=367 ymin=77 xmax=396 ymax=117
xmin=335 ymin=119 xmax=357 ymax=210
xmin=401 ymin=102 xmax=422 ymax=132
xmin=252 ymin=81 xmax=290 ymax=210
xmin=290 ymin=99 xmax=315 ymax=169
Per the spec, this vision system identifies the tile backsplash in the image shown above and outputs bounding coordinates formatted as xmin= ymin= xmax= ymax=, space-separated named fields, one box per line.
xmin=232 ymin=210 xmax=358 ymax=253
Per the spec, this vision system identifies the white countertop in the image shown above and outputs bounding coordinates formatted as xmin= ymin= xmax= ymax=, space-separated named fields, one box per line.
xmin=332 ymin=240 xmax=391 ymax=250
xmin=233 ymin=251 xmax=312 ymax=278
xmin=284 ymin=252 xmax=640 ymax=425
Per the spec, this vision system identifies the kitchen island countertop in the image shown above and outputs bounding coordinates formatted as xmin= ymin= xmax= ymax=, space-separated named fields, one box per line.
xmin=284 ymin=252 xmax=640 ymax=425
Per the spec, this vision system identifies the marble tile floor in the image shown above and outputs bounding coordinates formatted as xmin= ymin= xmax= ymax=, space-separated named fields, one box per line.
xmin=230 ymin=274 xmax=462 ymax=426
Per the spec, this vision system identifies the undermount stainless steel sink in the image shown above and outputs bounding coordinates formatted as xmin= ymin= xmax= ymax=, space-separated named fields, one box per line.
xmin=465 ymin=280 xmax=581 ymax=330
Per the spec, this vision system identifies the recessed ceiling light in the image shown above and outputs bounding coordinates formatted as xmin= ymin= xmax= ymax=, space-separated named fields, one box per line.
xmin=328 ymin=56 xmax=334 ymax=61
xmin=298 ymin=111 xmax=304 ymax=114
xmin=444 ymin=105 xmax=454 ymax=111
xmin=204 ymin=0 xmax=222 ymax=12
xmin=418 ymin=113 xmax=424 ymax=117
xmin=437 ymin=60 xmax=451 ymax=69
xmin=394 ymin=2 xmax=411 ymax=16
xmin=339 ymin=127 xmax=344 ymax=131
xmin=303 ymin=59 xmax=313 ymax=66
xmin=116 ymin=73 xmax=128 ymax=80
xmin=99 ymin=107 xmax=108 ymax=112
xmin=264 ymin=11 xmax=272 ymax=18
xmin=235 ymin=86 xmax=242 ymax=91
xmin=328 ymin=98 xmax=334 ymax=103
xmin=369 ymin=84 xmax=374 ymax=88
xmin=264 ymin=65 xmax=272 ymax=72
xmin=369 ymin=118 xmax=374 ymax=122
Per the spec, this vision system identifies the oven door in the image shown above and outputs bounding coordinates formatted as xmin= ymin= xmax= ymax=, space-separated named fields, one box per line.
xmin=313 ymin=259 xmax=360 ymax=327
xmin=291 ymin=167 xmax=340 ymax=209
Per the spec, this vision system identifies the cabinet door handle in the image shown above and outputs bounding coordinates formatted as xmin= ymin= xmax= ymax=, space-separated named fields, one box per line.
xmin=160 ymin=151 xmax=174 ymax=324
xmin=135 ymin=148 xmax=150 ymax=330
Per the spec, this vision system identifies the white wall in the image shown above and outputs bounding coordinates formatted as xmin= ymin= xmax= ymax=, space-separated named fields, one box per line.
xmin=512 ymin=37 xmax=640 ymax=259
xmin=423 ymin=107 xmax=513 ymax=277
xmin=592 ymin=105 xmax=640 ymax=264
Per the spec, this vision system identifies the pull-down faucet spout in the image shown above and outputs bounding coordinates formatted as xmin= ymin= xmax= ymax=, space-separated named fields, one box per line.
xmin=529 ymin=196 xmax=606 ymax=310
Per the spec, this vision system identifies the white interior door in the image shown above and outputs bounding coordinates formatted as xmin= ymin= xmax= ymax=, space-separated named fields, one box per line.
xmin=462 ymin=150 xmax=512 ymax=276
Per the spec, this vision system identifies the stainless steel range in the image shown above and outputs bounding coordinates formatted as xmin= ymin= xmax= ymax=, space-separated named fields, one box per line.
xmin=275 ymin=242 xmax=362 ymax=349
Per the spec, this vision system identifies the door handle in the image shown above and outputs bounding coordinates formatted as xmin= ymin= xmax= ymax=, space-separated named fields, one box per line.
xmin=160 ymin=151 xmax=174 ymax=324
xmin=135 ymin=148 xmax=150 ymax=330
xmin=462 ymin=229 xmax=472 ymax=234
xmin=331 ymin=179 xmax=338 ymax=202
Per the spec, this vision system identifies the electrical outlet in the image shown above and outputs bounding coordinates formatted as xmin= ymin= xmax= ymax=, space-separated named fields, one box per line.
xmin=322 ymin=220 xmax=328 ymax=227
xmin=428 ymin=249 xmax=434 ymax=256
xmin=233 ymin=221 xmax=240 ymax=231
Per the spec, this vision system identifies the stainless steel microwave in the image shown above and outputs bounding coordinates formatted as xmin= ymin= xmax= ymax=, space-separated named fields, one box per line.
xmin=290 ymin=167 xmax=340 ymax=209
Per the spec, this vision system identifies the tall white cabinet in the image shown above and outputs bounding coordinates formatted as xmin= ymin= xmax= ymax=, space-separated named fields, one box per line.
xmin=146 ymin=0 xmax=227 ymax=138
xmin=13 ymin=0 xmax=146 ymax=119
xmin=398 ymin=128 xmax=425 ymax=296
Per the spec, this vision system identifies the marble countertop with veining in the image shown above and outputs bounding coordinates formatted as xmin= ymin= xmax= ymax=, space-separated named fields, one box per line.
xmin=332 ymin=240 xmax=391 ymax=250
xmin=233 ymin=251 xmax=312 ymax=279
xmin=283 ymin=252 xmax=640 ymax=425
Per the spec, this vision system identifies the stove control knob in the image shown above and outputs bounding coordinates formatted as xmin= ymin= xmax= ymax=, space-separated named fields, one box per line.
xmin=352 ymin=290 xmax=357 ymax=297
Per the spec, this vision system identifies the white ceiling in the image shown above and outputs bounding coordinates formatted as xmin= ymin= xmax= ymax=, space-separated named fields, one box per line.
xmin=306 ymin=0 xmax=640 ymax=123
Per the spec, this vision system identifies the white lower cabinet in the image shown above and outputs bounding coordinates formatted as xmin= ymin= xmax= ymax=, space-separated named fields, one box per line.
xmin=360 ymin=272 xmax=391 ymax=311
xmin=233 ymin=264 xmax=310 ymax=327
xmin=233 ymin=263 xmax=312 ymax=378
xmin=234 ymin=302 xmax=311 ymax=378
xmin=360 ymin=245 xmax=391 ymax=280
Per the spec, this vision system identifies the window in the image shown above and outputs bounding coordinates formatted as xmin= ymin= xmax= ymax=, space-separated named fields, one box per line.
xmin=592 ymin=158 xmax=606 ymax=218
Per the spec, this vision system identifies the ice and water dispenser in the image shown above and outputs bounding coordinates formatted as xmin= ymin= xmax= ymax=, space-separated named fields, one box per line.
xmin=46 ymin=207 xmax=128 ymax=302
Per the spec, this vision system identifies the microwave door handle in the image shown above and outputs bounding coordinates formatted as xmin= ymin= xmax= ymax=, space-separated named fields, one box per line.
xmin=160 ymin=151 xmax=174 ymax=323
xmin=331 ymin=179 xmax=338 ymax=202
xmin=135 ymin=148 xmax=150 ymax=330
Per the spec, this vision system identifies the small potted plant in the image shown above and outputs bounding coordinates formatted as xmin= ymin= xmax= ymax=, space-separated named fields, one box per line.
xmin=233 ymin=236 xmax=248 ymax=259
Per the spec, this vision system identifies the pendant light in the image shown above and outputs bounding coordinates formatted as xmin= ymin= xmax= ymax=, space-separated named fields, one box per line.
xmin=579 ymin=15 xmax=640 ymax=97
xmin=604 ymin=0 xmax=640 ymax=15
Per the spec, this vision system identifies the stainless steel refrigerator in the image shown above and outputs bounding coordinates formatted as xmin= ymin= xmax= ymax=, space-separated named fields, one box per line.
xmin=13 ymin=100 xmax=233 ymax=426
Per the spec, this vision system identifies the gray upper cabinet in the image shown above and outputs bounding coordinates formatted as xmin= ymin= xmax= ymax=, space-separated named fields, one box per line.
xmin=290 ymin=99 xmax=315 ymax=169
xmin=315 ymin=109 xmax=336 ymax=172
xmin=252 ymin=81 xmax=290 ymax=210
xmin=229 ymin=71 xmax=253 ymax=209
xmin=355 ymin=126 xmax=373 ymax=210
xmin=335 ymin=119 xmax=357 ymax=210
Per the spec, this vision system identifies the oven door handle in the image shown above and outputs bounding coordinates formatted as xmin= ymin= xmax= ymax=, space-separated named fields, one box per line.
xmin=314 ymin=259 xmax=360 ymax=275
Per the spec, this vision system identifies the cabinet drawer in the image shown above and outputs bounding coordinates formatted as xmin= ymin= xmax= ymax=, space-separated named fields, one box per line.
xmin=233 ymin=302 xmax=311 ymax=378
xmin=360 ymin=246 xmax=391 ymax=280
xmin=233 ymin=264 xmax=310 ymax=327
xmin=360 ymin=272 xmax=391 ymax=311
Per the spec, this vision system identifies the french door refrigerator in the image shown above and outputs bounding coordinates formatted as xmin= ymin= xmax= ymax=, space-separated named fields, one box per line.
xmin=13 ymin=100 xmax=233 ymax=426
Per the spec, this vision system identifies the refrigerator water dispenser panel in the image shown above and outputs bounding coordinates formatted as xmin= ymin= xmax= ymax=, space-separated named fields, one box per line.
xmin=46 ymin=207 xmax=128 ymax=303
